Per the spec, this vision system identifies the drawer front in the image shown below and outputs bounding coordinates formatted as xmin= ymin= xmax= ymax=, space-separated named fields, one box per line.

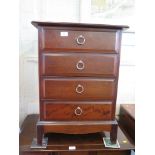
xmin=43 ymin=101 xmax=113 ymax=121
xmin=41 ymin=78 xmax=115 ymax=100
xmin=41 ymin=28 xmax=119 ymax=52
xmin=41 ymin=53 xmax=118 ymax=77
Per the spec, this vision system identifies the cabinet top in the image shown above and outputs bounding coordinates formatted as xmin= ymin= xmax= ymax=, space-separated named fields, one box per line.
xmin=31 ymin=21 xmax=129 ymax=30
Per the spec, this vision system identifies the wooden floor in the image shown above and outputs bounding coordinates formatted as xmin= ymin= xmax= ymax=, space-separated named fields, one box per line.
xmin=20 ymin=114 xmax=135 ymax=155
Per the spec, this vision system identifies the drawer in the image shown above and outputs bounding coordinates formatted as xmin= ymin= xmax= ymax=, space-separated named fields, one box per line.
xmin=42 ymin=101 xmax=113 ymax=121
xmin=41 ymin=78 xmax=115 ymax=100
xmin=41 ymin=53 xmax=118 ymax=77
xmin=40 ymin=28 xmax=120 ymax=52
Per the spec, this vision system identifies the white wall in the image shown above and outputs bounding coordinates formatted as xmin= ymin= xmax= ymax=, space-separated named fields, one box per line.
xmin=19 ymin=0 xmax=81 ymax=126
xmin=19 ymin=0 xmax=135 ymax=126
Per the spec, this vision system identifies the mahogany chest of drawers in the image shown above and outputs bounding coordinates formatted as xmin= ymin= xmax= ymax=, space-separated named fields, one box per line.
xmin=32 ymin=21 xmax=128 ymax=146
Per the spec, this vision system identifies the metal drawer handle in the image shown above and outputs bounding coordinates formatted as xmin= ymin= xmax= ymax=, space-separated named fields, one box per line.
xmin=76 ymin=60 xmax=85 ymax=70
xmin=76 ymin=35 xmax=85 ymax=45
xmin=75 ymin=106 xmax=83 ymax=116
xmin=76 ymin=84 xmax=84 ymax=94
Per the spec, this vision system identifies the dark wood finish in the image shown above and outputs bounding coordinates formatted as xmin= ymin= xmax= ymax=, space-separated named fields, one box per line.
xmin=36 ymin=125 xmax=44 ymax=145
xmin=20 ymin=114 xmax=135 ymax=155
xmin=56 ymin=153 xmax=130 ymax=155
xmin=42 ymin=53 xmax=118 ymax=77
xmin=41 ymin=121 xmax=113 ymax=134
xmin=31 ymin=21 xmax=129 ymax=29
xmin=110 ymin=124 xmax=118 ymax=143
xmin=41 ymin=78 xmax=115 ymax=100
xmin=31 ymin=21 xmax=128 ymax=145
xmin=37 ymin=120 xmax=117 ymax=134
xmin=21 ymin=153 xmax=50 ymax=155
xmin=118 ymin=104 xmax=135 ymax=142
xmin=40 ymin=28 xmax=119 ymax=52
xmin=42 ymin=101 xmax=112 ymax=121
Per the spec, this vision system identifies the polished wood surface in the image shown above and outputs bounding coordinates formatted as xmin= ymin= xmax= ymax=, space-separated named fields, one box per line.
xmin=118 ymin=104 xmax=135 ymax=142
xmin=120 ymin=104 xmax=135 ymax=119
xmin=40 ymin=28 xmax=119 ymax=52
xmin=42 ymin=121 xmax=113 ymax=134
xmin=20 ymin=114 xmax=134 ymax=155
xmin=42 ymin=101 xmax=112 ymax=121
xmin=41 ymin=53 xmax=118 ymax=77
xmin=31 ymin=21 xmax=129 ymax=29
xmin=41 ymin=78 xmax=115 ymax=100
xmin=32 ymin=21 xmax=128 ymax=145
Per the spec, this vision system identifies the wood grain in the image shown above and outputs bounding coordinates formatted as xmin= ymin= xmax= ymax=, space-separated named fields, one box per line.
xmin=42 ymin=53 xmax=118 ymax=77
xmin=42 ymin=101 xmax=113 ymax=121
xmin=32 ymin=21 xmax=129 ymax=29
xmin=41 ymin=78 xmax=116 ymax=100
xmin=119 ymin=104 xmax=135 ymax=142
xmin=41 ymin=28 xmax=119 ymax=52
xmin=20 ymin=115 xmax=134 ymax=155
xmin=31 ymin=21 xmax=128 ymax=144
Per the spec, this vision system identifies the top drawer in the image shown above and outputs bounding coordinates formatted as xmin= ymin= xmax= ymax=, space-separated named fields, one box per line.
xmin=40 ymin=28 xmax=120 ymax=52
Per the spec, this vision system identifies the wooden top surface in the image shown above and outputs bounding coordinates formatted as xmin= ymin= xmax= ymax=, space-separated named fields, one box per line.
xmin=20 ymin=114 xmax=134 ymax=153
xmin=31 ymin=21 xmax=129 ymax=30
xmin=121 ymin=104 xmax=135 ymax=119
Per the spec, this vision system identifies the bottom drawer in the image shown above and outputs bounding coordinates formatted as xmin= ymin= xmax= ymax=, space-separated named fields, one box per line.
xmin=42 ymin=101 xmax=113 ymax=121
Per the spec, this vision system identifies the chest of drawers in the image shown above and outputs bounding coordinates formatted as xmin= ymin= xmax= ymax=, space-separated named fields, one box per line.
xmin=32 ymin=21 xmax=128 ymax=147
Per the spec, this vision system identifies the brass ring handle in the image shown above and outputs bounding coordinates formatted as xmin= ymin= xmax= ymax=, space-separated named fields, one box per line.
xmin=75 ymin=84 xmax=84 ymax=94
xmin=76 ymin=60 xmax=85 ymax=70
xmin=76 ymin=35 xmax=85 ymax=45
xmin=75 ymin=106 xmax=83 ymax=116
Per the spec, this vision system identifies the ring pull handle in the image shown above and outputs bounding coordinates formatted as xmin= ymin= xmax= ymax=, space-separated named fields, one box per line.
xmin=76 ymin=60 xmax=85 ymax=70
xmin=75 ymin=106 xmax=83 ymax=116
xmin=76 ymin=35 xmax=85 ymax=45
xmin=75 ymin=84 xmax=84 ymax=94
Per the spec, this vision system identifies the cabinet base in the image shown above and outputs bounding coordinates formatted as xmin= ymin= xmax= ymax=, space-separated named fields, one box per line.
xmin=35 ymin=120 xmax=118 ymax=146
